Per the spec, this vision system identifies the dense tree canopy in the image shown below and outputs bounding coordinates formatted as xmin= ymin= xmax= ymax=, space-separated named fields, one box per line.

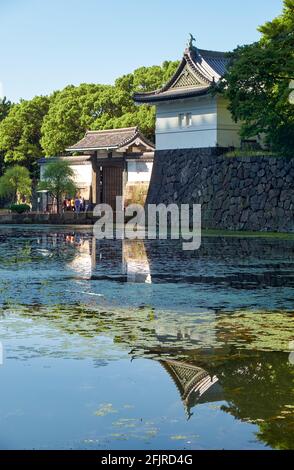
xmin=40 ymin=84 xmax=113 ymax=156
xmin=0 ymin=61 xmax=182 ymax=209
xmin=40 ymin=61 xmax=179 ymax=156
xmin=219 ymin=0 xmax=294 ymax=155
xmin=0 ymin=96 xmax=50 ymax=174
xmin=0 ymin=61 xmax=178 ymax=168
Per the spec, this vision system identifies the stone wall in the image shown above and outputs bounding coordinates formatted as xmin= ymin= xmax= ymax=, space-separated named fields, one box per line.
xmin=147 ymin=149 xmax=294 ymax=232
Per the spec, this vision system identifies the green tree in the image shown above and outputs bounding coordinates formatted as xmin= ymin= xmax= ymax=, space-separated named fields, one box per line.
xmin=0 ymin=95 xmax=50 ymax=174
xmin=0 ymin=165 xmax=32 ymax=203
xmin=0 ymin=97 xmax=13 ymax=174
xmin=101 ymin=105 xmax=156 ymax=141
xmin=38 ymin=160 xmax=77 ymax=214
xmin=0 ymin=96 xmax=12 ymax=122
xmin=41 ymin=61 xmax=179 ymax=154
xmin=219 ymin=0 xmax=294 ymax=154
xmin=102 ymin=62 xmax=179 ymax=139
xmin=40 ymin=84 xmax=115 ymax=156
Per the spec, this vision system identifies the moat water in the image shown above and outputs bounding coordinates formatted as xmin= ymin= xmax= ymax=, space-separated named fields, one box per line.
xmin=0 ymin=225 xmax=293 ymax=450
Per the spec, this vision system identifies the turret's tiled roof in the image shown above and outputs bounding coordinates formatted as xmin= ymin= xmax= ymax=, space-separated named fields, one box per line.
xmin=134 ymin=46 xmax=230 ymax=104
xmin=197 ymin=49 xmax=230 ymax=78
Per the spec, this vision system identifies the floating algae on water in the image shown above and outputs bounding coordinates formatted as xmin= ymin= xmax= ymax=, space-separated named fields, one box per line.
xmin=1 ymin=228 xmax=294 ymax=449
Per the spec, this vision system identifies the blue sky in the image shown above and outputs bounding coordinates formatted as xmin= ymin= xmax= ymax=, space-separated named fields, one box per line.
xmin=0 ymin=0 xmax=284 ymax=102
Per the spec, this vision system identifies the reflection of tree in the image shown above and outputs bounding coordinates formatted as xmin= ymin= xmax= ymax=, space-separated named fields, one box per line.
xmin=213 ymin=351 xmax=294 ymax=450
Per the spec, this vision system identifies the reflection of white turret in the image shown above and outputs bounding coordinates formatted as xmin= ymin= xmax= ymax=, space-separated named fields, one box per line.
xmin=155 ymin=310 xmax=217 ymax=347
xmin=122 ymin=240 xmax=152 ymax=283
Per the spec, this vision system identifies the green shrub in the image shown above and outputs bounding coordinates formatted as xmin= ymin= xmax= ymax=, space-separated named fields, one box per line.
xmin=10 ymin=204 xmax=31 ymax=214
xmin=224 ymin=149 xmax=281 ymax=158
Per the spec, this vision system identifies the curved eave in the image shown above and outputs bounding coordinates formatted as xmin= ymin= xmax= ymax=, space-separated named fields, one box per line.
xmin=117 ymin=130 xmax=155 ymax=151
xmin=134 ymin=86 xmax=212 ymax=104
xmin=66 ymin=145 xmax=118 ymax=152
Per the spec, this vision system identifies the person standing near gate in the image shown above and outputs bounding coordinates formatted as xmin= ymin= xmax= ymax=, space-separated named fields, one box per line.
xmin=75 ymin=197 xmax=81 ymax=214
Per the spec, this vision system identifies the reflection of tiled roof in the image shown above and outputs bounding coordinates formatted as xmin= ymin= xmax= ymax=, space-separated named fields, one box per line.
xmin=134 ymin=86 xmax=209 ymax=103
xmin=134 ymin=46 xmax=230 ymax=103
xmin=160 ymin=359 xmax=222 ymax=418
xmin=66 ymin=127 xmax=155 ymax=152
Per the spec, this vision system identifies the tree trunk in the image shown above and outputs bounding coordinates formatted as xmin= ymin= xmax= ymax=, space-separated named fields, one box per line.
xmin=56 ymin=196 xmax=60 ymax=214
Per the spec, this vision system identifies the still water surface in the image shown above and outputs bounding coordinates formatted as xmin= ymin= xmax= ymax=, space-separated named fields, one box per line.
xmin=0 ymin=225 xmax=293 ymax=450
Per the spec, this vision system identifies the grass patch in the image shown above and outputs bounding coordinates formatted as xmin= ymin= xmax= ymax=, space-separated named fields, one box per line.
xmin=224 ymin=149 xmax=284 ymax=158
xmin=202 ymin=229 xmax=294 ymax=240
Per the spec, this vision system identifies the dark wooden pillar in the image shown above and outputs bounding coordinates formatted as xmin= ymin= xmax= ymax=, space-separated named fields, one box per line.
xmin=91 ymin=155 xmax=100 ymax=205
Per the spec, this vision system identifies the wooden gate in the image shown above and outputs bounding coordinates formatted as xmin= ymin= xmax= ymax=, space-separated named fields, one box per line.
xmin=102 ymin=166 xmax=123 ymax=210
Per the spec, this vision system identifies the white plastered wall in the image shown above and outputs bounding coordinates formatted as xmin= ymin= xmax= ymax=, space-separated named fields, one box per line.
xmin=155 ymin=95 xmax=218 ymax=150
xmin=155 ymin=95 xmax=242 ymax=150
xmin=127 ymin=161 xmax=153 ymax=182
xmin=217 ymin=96 xmax=241 ymax=147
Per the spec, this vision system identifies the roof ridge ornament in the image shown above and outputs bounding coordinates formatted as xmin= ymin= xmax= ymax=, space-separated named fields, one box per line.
xmin=187 ymin=33 xmax=196 ymax=51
